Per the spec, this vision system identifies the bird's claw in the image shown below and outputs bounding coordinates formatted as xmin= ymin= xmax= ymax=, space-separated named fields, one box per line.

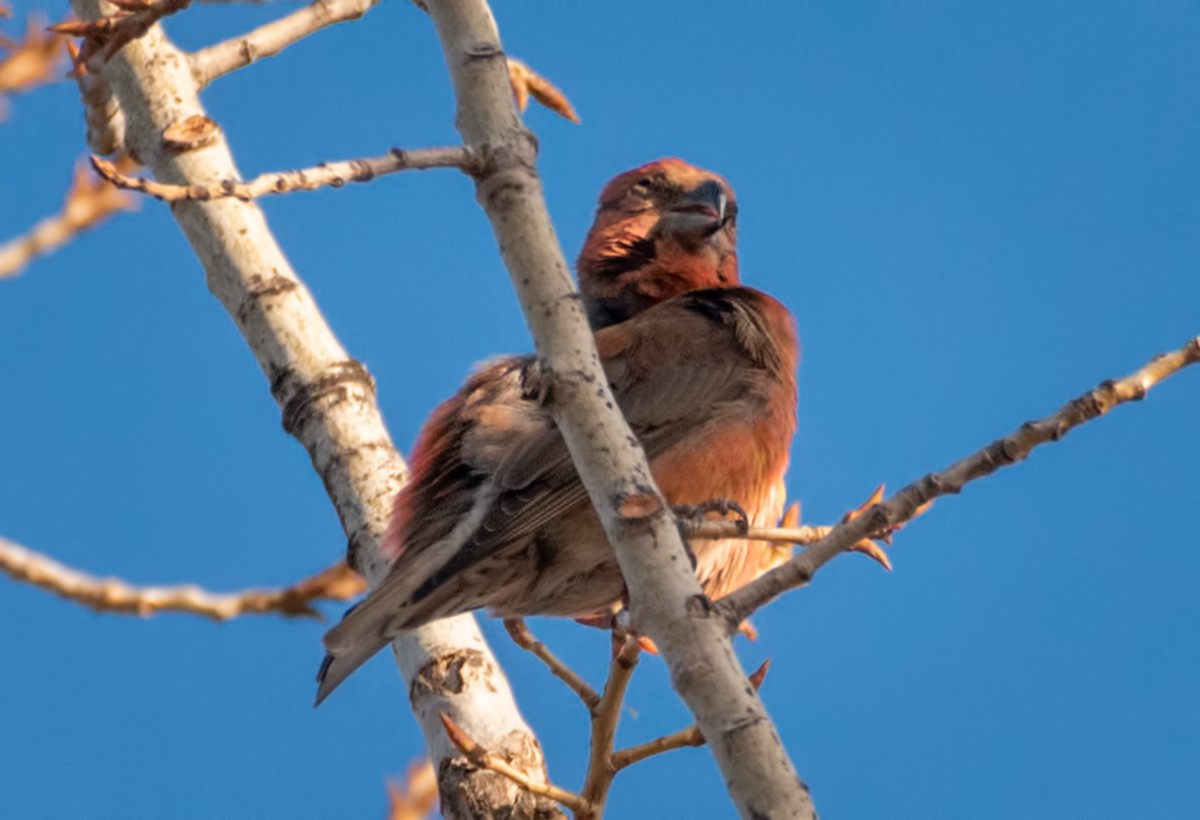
xmin=672 ymin=497 xmax=750 ymax=534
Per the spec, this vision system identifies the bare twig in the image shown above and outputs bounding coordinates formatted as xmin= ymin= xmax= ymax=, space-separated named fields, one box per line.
xmin=507 ymin=57 xmax=579 ymax=123
xmin=0 ymin=159 xmax=135 ymax=279
xmin=686 ymin=487 xmax=933 ymax=574
xmin=439 ymin=638 xmax=643 ymax=820
xmin=386 ymin=759 xmax=439 ymax=820
xmin=721 ymin=337 xmax=1200 ymax=625
xmin=52 ymin=0 xmax=192 ymax=63
xmin=440 ymin=714 xmax=591 ymax=815
xmin=0 ymin=15 xmax=65 ymax=115
xmin=446 ymin=633 xmax=773 ymax=817
xmin=91 ymin=145 xmax=474 ymax=202
xmin=577 ymin=637 xmax=641 ymax=813
xmin=423 ymin=1 xmax=814 ymax=815
xmin=613 ymin=661 xmax=771 ymax=771
xmin=0 ymin=537 xmax=364 ymax=619
xmin=503 ymin=618 xmax=601 ymax=711
xmin=189 ymin=0 xmax=378 ymax=89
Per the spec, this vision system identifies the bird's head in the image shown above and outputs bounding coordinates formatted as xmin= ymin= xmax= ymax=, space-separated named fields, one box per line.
xmin=578 ymin=158 xmax=739 ymax=328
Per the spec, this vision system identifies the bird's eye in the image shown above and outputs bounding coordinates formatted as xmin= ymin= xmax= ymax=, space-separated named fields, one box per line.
xmin=631 ymin=177 xmax=654 ymax=197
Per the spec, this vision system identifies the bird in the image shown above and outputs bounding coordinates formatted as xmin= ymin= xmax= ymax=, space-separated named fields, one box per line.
xmin=316 ymin=159 xmax=798 ymax=705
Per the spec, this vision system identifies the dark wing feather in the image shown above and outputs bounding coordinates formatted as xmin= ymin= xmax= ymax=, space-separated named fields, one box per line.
xmin=436 ymin=288 xmax=776 ymax=564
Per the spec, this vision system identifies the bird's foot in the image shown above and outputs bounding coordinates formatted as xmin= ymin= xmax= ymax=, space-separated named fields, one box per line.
xmin=672 ymin=498 xmax=750 ymax=534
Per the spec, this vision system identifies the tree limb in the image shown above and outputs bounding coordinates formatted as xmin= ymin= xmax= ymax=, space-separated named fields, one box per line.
xmin=0 ymin=160 xmax=135 ymax=279
xmin=422 ymin=1 xmax=814 ymax=816
xmin=91 ymin=145 xmax=475 ymax=202
xmin=59 ymin=6 xmax=557 ymax=816
xmin=0 ymin=15 xmax=65 ymax=115
xmin=189 ymin=0 xmax=378 ymax=89
xmin=720 ymin=336 xmax=1200 ymax=625
xmin=503 ymin=618 xmax=601 ymax=711
xmin=0 ymin=538 xmax=364 ymax=619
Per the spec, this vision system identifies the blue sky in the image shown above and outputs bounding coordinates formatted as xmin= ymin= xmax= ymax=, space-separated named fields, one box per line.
xmin=2 ymin=1 xmax=1198 ymax=817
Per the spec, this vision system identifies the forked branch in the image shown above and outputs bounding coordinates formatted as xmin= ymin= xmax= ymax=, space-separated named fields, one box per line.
xmin=720 ymin=336 xmax=1200 ymax=626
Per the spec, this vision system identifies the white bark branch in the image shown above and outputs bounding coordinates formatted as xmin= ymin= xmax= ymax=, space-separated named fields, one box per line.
xmin=188 ymin=0 xmax=378 ymax=89
xmin=62 ymin=5 xmax=556 ymax=815
xmin=91 ymin=145 xmax=474 ymax=202
xmin=422 ymin=1 xmax=815 ymax=816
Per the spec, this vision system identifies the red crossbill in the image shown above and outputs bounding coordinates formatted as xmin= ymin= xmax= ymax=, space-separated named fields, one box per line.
xmin=317 ymin=160 xmax=797 ymax=704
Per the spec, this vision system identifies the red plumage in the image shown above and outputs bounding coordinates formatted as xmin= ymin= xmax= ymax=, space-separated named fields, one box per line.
xmin=317 ymin=160 xmax=798 ymax=704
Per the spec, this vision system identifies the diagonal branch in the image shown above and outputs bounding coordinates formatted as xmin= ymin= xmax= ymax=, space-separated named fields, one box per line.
xmin=189 ymin=0 xmax=377 ymax=88
xmin=63 ymin=3 xmax=557 ymax=816
xmin=720 ymin=336 xmax=1200 ymax=625
xmin=503 ymin=618 xmax=601 ymax=711
xmin=423 ymin=2 xmax=814 ymax=816
xmin=0 ymin=15 xmax=65 ymax=116
xmin=0 ymin=537 xmax=364 ymax=619
xmin=440 ymin=714 xmax=591 ymax=815
xmin=0 ymin=160 xmax=135 ymax=279
xmin=91 ymin=145 xmax=475 ymax=202
xmin=612 ymin=660 xmax=771 ymax=772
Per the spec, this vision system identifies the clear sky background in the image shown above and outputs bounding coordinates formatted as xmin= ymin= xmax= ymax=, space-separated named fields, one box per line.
xmin=2 ymin=2 xmax=1198 ymax=817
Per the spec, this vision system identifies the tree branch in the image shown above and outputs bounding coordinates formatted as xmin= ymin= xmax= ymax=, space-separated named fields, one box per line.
xmin=422 ymin=1 xmax=814 ymax=816
xmin=52 ymin=0 xmax=192 ymax=63
xmin=0 ymin=15 xmax=65 ymax=115
xmin=503 ymin=618 xmax=601 ymax=712
xmin=90 ymin=145 xmax=475 ymax=202
xmin=612 ymin=660 xmax=771 ymax=772
xmin=188 ymin=0 xmax=377 ymax=89
xmin=60 ymin=6 xmax=557 ymax=816
xmin=0 ymin=538 xmax=364 ymax=619
xmin=440 ymin=714 xmax=591 ymax=815
xmin=721 ymin=336 xmax=1200 ymax=625
xmin=0 ymin=160 xmax=135 ymax=279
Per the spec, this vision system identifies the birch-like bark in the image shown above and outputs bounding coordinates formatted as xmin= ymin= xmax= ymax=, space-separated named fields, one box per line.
xmin=423 ymin=1 xmax=815 ymax=816
xmin=66 ymin=5 xmax=558 ymax=816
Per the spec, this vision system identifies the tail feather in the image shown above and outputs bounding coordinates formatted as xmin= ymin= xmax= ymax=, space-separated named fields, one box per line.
xmin=314 ymin=562 xmax=478 ymax=706
xmin=314 ymin=633 xmax=393 ymax=706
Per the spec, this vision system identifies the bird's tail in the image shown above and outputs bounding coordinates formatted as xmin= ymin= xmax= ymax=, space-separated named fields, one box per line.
xmin=314 ymin=561 xmax=474 ymax=706
xmin=314 ymin=631 xmax=393 ymax=706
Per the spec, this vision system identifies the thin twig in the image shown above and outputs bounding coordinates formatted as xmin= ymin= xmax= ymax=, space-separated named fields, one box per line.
xmin=503 ymin=618 xmax=601 ymax=711
xmin=385 ymin=759 xmax=439 ymax=820
xmin=721 ymin=336 xmax=1200 ymax=625
xmin=579 ymin=636 xmax=641 ymax=812
xmin=91 ymin=146 xmax=475 ymax=202
xmin=0 ymin=160 xmax=135 ymax=279
xmin=51 ymin=0 xmax=192 ymax=63
xmin=439 ymin=713 xmax=592 ymax=815
xmin=612 ymin=660 xmax=770 ymax=771
xmin=189 ymin=0 xmax=377 ymax=89
xmin=687 ymin=520 xmax=832 ymax=546
xmin=0 ymin=15 xmax=65 ymax=115
xmin=506 ymin=57 xmax=579 ymax=123
xmin=0 ymin=537 xmax=365 ymax=619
